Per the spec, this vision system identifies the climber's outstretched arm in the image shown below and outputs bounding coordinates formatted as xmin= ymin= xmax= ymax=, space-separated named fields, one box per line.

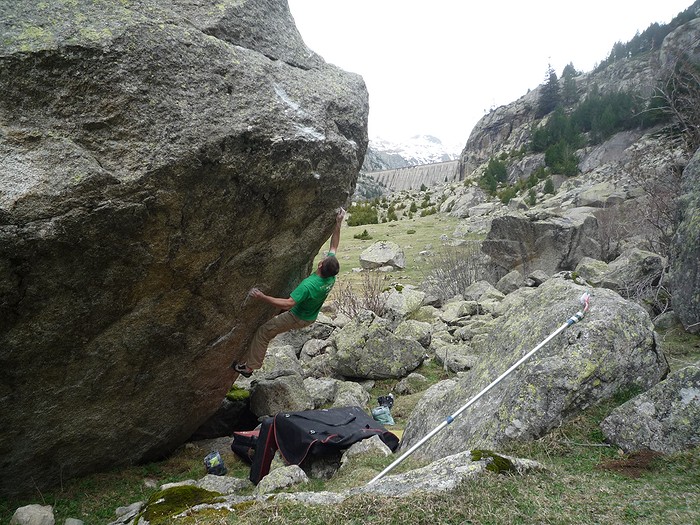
xmin=329 ymin=207 xmax=345 ymax=254
xmin=248 ymin=288 xmax=295 ymax=310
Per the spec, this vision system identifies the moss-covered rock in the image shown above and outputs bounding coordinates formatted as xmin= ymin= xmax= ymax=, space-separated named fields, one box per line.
xmin=402 ymin=277 xmax=669 ymax=461
xmin=226 ymin=385 xmax=250 ymax=402
xmin=137 ymin=485 xmax=223 ymax=524
xmin=470 ymin=449 xmax=517 ymax=474
xmin=601 ymin=362 xmax=700 ymax=453
xmin=332 ymin=310 xmax=425 ymax=379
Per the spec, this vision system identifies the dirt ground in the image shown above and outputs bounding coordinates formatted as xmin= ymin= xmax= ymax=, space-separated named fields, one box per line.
xmin=597 ymin=449 xmax=664 ymax=478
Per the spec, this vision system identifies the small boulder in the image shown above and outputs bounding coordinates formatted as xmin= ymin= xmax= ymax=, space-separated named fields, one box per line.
xmin=496 ymin=270 xmax=523 ymax=295
xmin=393 ymin=320 xmax=432 ymax=348
xmin=331 ymin=381 xmax=371 ymax=408
xmin=339 ymin=435 xmax=393 ymax=471
xmin=360 ymin=241 xmax=406 ymax=269
xmin=395 ymin=373 xmax=430 ymax=395
xmin=439 ymin=300 xmax=481 ymax=324
xmin=249 ymin=374 xmax=313 ymax=418
xmin=384 ymin=287 xmax=426 ymax=320
xmin=303 ymin=377 xmax=339 ymax=408
xmin=603 ymin=248 xmax=666 ymax=291
xmin=299 ymin=339 xmax=334 ymax=362
xmin=10 ymin=505 xmax=54 ymax=525
xmin=601 ymin=362 xmax=700 ymax=454
xmin=255 ymin=465 xmax=308 ymax=495
xmin=433 ymin=342 xmax=477 ymax=373
xmin=463 ymin=280 xmax=505 ymax=303
xmin=525 ymin=270 xmax=550 ymax=287
xmin=575 ymin=257 xmax=610 ymax=287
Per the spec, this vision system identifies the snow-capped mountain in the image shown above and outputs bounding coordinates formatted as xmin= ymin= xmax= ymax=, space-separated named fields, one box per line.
xmin=361 ymin=135 xmax=462 ymax=172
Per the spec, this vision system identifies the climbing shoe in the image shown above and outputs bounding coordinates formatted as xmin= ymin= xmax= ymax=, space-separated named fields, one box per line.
xmin=233 ymin=363 xmax=253 ymax=378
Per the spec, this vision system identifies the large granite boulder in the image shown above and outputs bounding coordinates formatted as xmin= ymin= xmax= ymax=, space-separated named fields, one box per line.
xmin=0 ymin=0 xmax=368 ymax=495
xmin=332 ymin=310 xmax=425 ymax=379
xmin=401 ymin=278 xmax=669 ymax=461
xmin=600 ymin=362 xmax=700 ymax=453
xmin=671 ymin=147 xmax=700 ymax=332
xmin=481 ymin=208 xmax=602 ymax=275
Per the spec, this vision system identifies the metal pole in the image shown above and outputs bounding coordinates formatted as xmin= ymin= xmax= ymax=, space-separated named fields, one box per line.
xmin=367 ymin=292 xmax=590 ymax=486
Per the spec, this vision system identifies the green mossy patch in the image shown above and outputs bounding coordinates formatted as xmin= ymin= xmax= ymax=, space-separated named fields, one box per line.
xmin=470 ymin=449 xmax=517 ymax=474
xmin=137 ymin=485 xmax=223 ymax=524
xmin=226 ymin=384 xmax=250 ymax=402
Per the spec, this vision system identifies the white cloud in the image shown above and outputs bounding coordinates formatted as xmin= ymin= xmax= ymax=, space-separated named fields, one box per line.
xmin=288 ymin=0 xmax=694 ymax=149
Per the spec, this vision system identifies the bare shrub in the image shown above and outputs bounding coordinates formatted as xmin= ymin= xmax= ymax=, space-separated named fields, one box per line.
xmin=332 ymin=271 xmax=388 ymax=318
xmin=625 ymin=142 xmax=684 ymax=258
xmin=421 ymin=241 xmax=501 ymax=301
xmin=651 ymin=41 xmax=700 ymax=153
xmin=595 ymin=205 xmax=632 ymax=263
xmin=617 ymin=269 xmax=672 ymax=320
xmin=594 ymin=200 xmax=648 ymax=262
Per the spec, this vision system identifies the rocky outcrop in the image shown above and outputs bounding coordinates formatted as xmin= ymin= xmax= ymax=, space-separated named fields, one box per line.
xmin=401 ymin=278 xmax=669 ymax=462
xmin=671 ymin=147 xmax=700 ymax=332
xmin=332 ymin=311 xmax=425 ymax=379
xmin=0 ymin=0 xmax=368 ymax=496
xmin=458 ymin=19 xmax=700 ymax=180
xmin=439 ymin=184 xmax=488 ymax=218
xmin=481 ymin=208 xmax=602 ymax=275
xmin=601 ymin=361 xmax=700 ymax=453
xmin=459 ymin=88 xmax=540 ymax=178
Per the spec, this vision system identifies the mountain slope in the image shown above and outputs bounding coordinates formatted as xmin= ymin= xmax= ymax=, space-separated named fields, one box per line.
xmin=361 ymin=135 xmax=460 ymax=172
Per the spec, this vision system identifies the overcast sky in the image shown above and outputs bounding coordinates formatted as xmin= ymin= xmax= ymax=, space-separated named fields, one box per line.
xmin=288 ymin=0 xmax=695 ymax=151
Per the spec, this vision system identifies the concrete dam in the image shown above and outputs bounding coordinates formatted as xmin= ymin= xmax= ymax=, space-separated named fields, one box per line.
xmin=366 ymin=160 xmax=461 ymax=192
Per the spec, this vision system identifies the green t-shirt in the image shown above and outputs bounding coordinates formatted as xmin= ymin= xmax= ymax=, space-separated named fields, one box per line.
xmin=290 ymin=273 xmax=336 ymax=321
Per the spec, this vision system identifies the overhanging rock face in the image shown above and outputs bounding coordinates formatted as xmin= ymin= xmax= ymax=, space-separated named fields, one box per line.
xmin=0 ymin=0 xmax=368 ymax=495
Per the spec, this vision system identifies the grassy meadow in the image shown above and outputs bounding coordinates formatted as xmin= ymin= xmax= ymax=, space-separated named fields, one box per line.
xmin=314 ymin=212 xmax=467 ymax=302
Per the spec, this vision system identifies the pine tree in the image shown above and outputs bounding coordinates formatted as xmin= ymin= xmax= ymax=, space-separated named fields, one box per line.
xmin=544 ymin=177 xmax=555 ymax=194
xmin=536 ymin=64 xmax=561 ymax=118
xmin=562 ymin=62 xmax=579 ymax=105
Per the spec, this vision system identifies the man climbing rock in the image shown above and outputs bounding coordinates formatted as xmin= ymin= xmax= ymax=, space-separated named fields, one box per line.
xmin=233 ymin=208 xmax=345 ymax=377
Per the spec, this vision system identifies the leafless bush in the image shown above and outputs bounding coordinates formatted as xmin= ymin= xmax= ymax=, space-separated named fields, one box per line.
xmin=652 ymin=41 xmax=700 ymax=153
xmin=595 ymin=205 xmax=632 ymax=263
xmin=594 ymin=200 xmax=649 ymax=262
xmin=421 ymin=242 xmax=500 ymax=301
xmin=332 ymin=271 xmax=388 ymax=318
xmin=625 ymin=142 xmax=684 ymax=258
xmin=617 ymin=269 xmax=672 ymax=320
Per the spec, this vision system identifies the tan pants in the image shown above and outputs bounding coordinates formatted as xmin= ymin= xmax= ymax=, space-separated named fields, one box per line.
xmin=245 ymin=310 xmax=313 ymax=369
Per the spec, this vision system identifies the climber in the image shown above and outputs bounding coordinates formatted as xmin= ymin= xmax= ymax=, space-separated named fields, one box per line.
xmin=232 ymin=208 xmax=345 ymax=377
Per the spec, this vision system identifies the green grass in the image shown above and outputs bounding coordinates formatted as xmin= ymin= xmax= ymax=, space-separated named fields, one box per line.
xmin=657 ymin=325 xmax=700 ymax=372
xmin=316 ymin=213 xmax=467 ymax=290
xmin=0 ymin=445 xmax=252 ymax=525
